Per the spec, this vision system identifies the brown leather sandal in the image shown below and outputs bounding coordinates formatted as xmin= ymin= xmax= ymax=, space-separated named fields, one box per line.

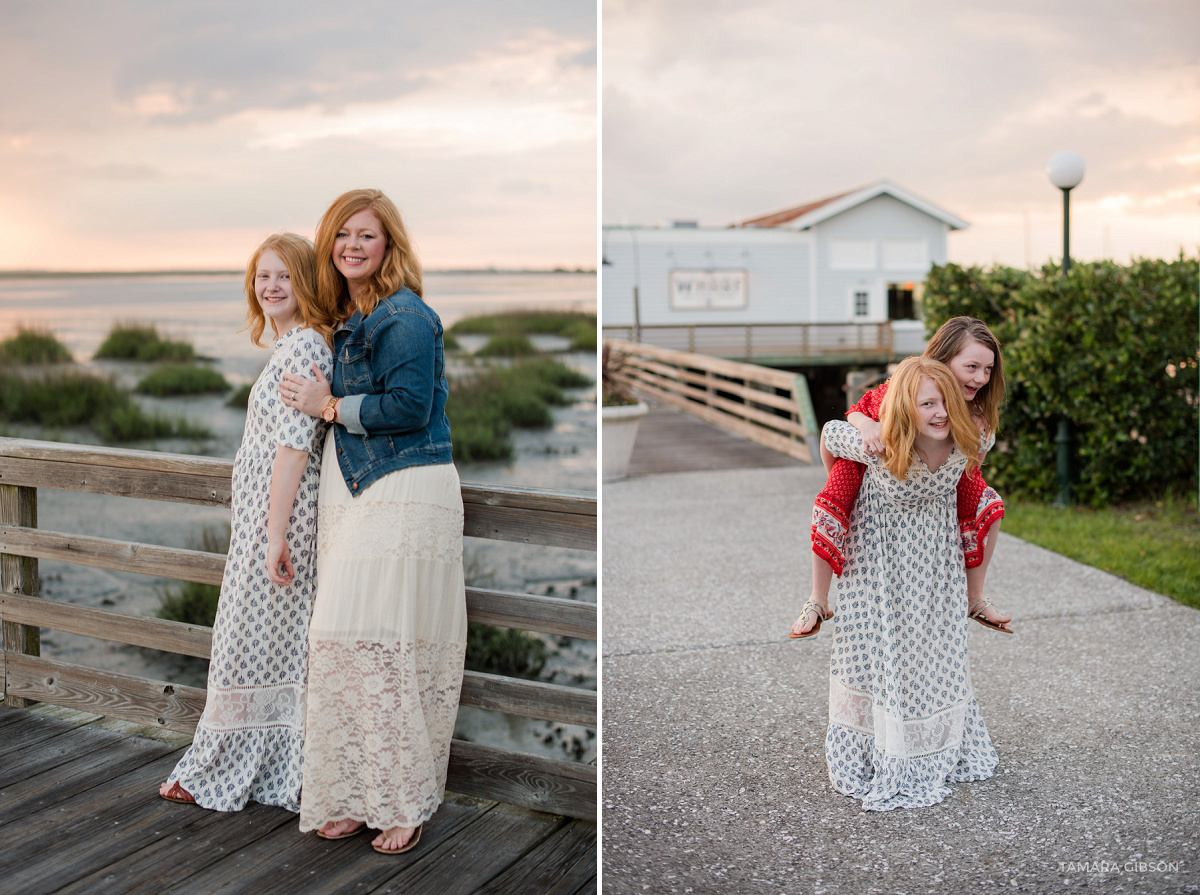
xmin=160 ymin=781 xmax=196 ymax=804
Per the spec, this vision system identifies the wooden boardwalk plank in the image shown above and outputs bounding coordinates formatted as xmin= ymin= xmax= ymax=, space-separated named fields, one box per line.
xmin=473 ymin=816 xmax=598 ymax=894
xmin=54 ymin=801 xmax=299 ymax=895
xmin=0 ymin=707 xmax=596 ymax=894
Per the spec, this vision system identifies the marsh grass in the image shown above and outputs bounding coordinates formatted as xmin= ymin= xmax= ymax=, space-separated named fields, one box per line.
xmin=96 ymin=322 xmax=195 ymax=362
xmin=157 ymin=525 xmax=228 ymax=627
xmin=465 ymin=623 xmax=549 ymax=679
xmin=563 ymin=320 xmax=597 ymax=352
xmin=136 ymin=365 xmax=231 ymax=397
xmin=449 ymin=358 xmax=592 ymax=463
xmin=449 ymin=310 xmax=595 ymax=338
xmin=0 ymin=369 xmax=211 ymax=443
xmin=1003 ymin=492 xmax=1200 ymax=608
xmin=0 ymin=327 xmax=72 ymax=364
xmin=477 ymin=332 xmax=538 ymax=358
xmin=226 ymin=383 xmax=254 ymax=408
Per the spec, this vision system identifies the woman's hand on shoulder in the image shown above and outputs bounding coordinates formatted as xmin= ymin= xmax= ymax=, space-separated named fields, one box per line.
xmin=280 ymin=363 xmax=332 ymax=419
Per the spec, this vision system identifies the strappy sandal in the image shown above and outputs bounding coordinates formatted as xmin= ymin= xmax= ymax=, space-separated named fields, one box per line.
xmin=789 ymin=599 xmax=833 ymax=640
xmin=160 ymin=781 xmax=196 ymax=804
xmin=968 ymin=597 xmax=1014 ymax=634
xmin=373 ymin=824 xmax=422 ymax=855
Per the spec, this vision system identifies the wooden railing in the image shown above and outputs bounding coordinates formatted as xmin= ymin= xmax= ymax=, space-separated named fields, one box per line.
xmin=0 ymin=438 xmax=596 ymax=820
xmin=606 ymin=339 xmax=817 ymax=463
xmin=602 ymin=321 xmax=899 ymax=364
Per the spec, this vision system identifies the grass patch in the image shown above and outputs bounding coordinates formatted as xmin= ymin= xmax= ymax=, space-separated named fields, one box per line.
xmin=442 ymin=331 xmax=461 ymax=352
xmin=1002 ymin=492 xmax=1200 ymax=608
xmin=0 ymin=369 xmax=211 ymax=443
xmin=227 ymin=383 xmax=254 ymax=408
xmin=476 ymin=332 xmax=538 ymax=358
xmin=449 ymin=310 xmax=595 ymax=338
xmin=158 ymin=526 xmax=228 ymax=627
xmin=95 ymin=322 xmax=195 ymax=362
xmin=0 ymin=327 xmax=72 ymax=364
xmin=465 ymin=623 xmax=548 ymax=679
xmin=136 ymin=365 xmax=231 ymax=397
xmin=563 ymin=319 xmax=596 ymax=352
xmin=448 ymin=358 xmax=592 ymax=464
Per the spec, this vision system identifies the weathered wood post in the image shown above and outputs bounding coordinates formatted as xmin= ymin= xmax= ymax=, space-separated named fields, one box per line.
xmin=1 ymin=483 xmax=39 ymax=707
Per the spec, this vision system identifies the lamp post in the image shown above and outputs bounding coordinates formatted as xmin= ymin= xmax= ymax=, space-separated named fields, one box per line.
xmin=1046 ymin=150 xmax=1085 ymax=506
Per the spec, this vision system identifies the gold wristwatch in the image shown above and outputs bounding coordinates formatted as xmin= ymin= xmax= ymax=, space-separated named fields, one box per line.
xmin=321 ymin=396 xmax=340 ymax=423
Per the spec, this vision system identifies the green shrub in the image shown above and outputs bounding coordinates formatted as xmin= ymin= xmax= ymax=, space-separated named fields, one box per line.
xmin=95 ymin=323 xmax=195 ymax=362
xmin=0 ymin=327 xmax=72 ymax=364
xmin=923 ymin=256 xmax=1199 ymax=506
xmin=465 ymin=622 xmax=548 ymax=679
xmin=476 ymin=332 xmax=538 ymax=358
xmin=136 ymin=365 xmax=230 ymax=396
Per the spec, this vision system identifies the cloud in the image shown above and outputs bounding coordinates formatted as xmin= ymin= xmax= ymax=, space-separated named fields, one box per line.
xmin=602 ymin=0 xmax=1200 ymax=263
xmin=0 ymin=0 xmax=596 ymax=269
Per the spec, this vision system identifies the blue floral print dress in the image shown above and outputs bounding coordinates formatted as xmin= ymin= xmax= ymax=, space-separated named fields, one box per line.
xmin=165 ymin=326 xmax=332 ymax=812
xmin=821 ymin=421 xmax=998 ymax=810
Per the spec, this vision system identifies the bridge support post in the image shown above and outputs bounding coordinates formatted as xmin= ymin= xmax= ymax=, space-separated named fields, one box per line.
xmin=1 ymin=484 xmax=39 ymax=707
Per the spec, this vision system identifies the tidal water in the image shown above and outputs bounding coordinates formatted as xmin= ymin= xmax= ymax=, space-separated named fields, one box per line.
xmin=0 ymin=271 xmax=597 ymax=763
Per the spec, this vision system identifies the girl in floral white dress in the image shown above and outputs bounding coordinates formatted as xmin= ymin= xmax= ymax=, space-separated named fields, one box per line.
xmin=159 ymin=233 xmax=336 ymax=812
xmin=811 ymin=356 xmax=999 ymax=810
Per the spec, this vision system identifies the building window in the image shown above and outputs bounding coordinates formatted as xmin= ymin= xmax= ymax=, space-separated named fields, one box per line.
xmin=887 ymin=282 xmax=920 ymax=320
xmin=853 ymin=289 xmax=870 ymax=318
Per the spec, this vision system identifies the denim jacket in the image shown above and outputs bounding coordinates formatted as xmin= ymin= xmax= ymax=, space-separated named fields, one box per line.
xmin=331 ymin=287 xmax=453 ymax=495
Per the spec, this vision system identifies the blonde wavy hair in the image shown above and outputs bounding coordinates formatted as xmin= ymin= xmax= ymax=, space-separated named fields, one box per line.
xmin=243 ymin=233 xmax=337 ymax=350
xmin=923 ymin=316 xmax=1005 ymax=435
xmin=880 ymin=356 xmax=981 ymax=481
xmin=314 ymin=188 xmax=424 ymax=321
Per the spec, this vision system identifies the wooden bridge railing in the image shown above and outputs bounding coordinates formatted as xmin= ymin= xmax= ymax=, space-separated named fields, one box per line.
xmin=605 ymin=339 xmax=818 ymax=464
xmin=0 ymin=437 xmax=596 ymax=820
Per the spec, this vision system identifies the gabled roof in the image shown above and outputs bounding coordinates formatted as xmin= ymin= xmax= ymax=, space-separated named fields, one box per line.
xmin=733 ymin=180 xmax=969 ymax=231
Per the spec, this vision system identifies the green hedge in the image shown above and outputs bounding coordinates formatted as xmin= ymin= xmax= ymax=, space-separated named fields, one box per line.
xmin=923 ymin=257 xmax=1198 ymax=507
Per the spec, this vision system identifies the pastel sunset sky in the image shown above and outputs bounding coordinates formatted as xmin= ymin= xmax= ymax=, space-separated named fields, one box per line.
xmin=604 ymin=0 xmax=1200 ymax=268
xmin=0 ymin=1 xmax=596 ymax=271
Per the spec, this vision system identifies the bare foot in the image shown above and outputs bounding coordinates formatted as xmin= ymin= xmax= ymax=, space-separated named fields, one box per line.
xmin=317 ymin=818 xmax=366 ymax=839
xmin=372 ymin=825 xmax=419 ymax=853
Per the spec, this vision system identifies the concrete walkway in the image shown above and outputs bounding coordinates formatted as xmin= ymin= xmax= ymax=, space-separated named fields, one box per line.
xmin=602 ymin=462 xmax=1200 ymax=894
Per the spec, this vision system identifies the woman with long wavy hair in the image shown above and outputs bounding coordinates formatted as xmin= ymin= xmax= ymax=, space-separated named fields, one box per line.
xmin=281 ymin=188 xmax=465 ymax=854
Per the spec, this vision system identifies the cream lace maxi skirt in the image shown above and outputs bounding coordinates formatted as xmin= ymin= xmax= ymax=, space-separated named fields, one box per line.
xmin=299 ymin=430 xmax=467 ymax=832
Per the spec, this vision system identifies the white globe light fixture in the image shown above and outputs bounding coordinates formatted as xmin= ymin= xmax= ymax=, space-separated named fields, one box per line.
xmin=1046 ymin=150 xmax=1085 ymax=191
xmin=1046 ymin=150 xmax=1085 ymax=274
